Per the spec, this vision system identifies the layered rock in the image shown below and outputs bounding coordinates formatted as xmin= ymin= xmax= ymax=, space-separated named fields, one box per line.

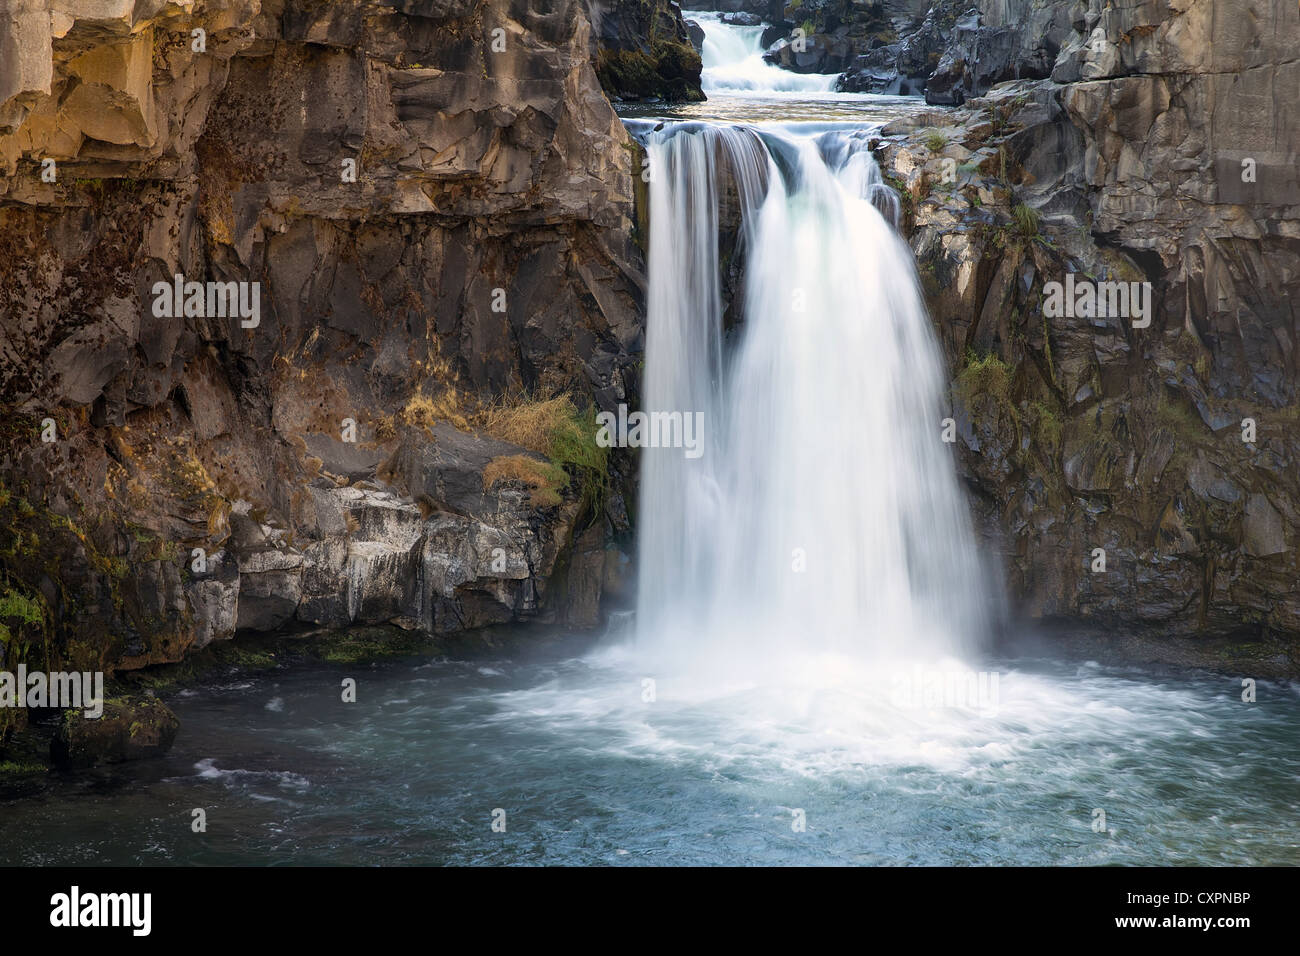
xmin=870 ymin=0 xmax=1300 ymax=639
xmin=0 ymin=0 xmax=643 ymax=716
xmin=763 ymin=0 xmax=911 ymax=76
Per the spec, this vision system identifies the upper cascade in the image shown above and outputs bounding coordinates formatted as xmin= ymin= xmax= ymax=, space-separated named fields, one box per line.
xmin=695 ymin=12 xmax=839 ymax=94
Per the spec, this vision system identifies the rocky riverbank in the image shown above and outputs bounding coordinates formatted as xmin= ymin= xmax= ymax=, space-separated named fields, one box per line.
xmin=0 ymin=0 xmax=1296 ymax=770
xmin=0 ymin=0 xmax=644 ymax=765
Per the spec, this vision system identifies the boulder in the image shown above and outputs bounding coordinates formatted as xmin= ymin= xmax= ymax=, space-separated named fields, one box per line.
xmin=51 ymin=697 xmax=180 ymax=769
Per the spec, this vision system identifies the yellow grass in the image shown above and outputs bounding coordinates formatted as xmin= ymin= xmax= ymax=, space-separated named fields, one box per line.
xmin=400 ymin=387 xmax=468 ymax=432
xmin=479 ymin=393 xmax=578 ymax=455
xmin=482 ymin=454 xmax=567 ymax=508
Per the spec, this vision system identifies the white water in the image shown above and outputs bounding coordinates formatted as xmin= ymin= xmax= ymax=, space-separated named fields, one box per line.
xmin=636 ymin=122 xmax=993 ymax=687
xmin=696 ymin=12 xmax=839 ymax=94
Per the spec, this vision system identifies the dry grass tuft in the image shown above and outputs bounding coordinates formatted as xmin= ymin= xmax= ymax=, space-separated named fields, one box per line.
xmin=482 ymin=454 xmax=568 ymax=509
xmin=479 ymin=393 xmax=578 ymax=455
xmin=479 ymin=392 xmax=610 ymax=518
xmin=400 ymin=387 xmax=469 ymax=432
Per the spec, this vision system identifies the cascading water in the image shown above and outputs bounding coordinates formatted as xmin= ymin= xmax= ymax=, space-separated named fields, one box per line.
xmin=696 ymin=12 xmax=839 ymax=94
xmin=636 ymin=122 xmax=994 ymax=680
xmin=2 ymin=7 xmax=1293 ymax=875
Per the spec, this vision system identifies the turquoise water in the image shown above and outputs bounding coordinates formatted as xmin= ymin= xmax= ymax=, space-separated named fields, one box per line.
xmin=3 ymin=631 xmax=1297 ymax=866
xmin=5 ymin=18 xmax=1294 ymax=872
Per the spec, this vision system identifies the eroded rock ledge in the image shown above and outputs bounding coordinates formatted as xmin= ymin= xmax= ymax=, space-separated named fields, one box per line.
xmin=0 ymin=0 xmax=643 ymax=754
xmin=873 ymin=0 xmax=1300 ymax=641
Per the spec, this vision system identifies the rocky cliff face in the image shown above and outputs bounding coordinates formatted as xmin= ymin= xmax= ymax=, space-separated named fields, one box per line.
xmin=587 ymin=0 xmax=704 ymax=102
xmin=835 ymin=0 xmax=1070 ymax=100
xmin=1 ymin=0 xmax=1296 ymax=727
xmin=873 ymin=0 xmax=1300 ymax=643
xmin=687 ymin=0 xmax=1297 ymax=649
xmin=0 ymin=0 xmax=644 ymax=742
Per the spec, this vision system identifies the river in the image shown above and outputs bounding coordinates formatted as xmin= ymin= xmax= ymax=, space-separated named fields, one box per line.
xmin=2 ymin=12 xmax=1296 ymax=868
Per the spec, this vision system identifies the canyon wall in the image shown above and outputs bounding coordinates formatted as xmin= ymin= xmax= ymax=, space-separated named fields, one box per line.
xmin=876 ymin=0 xmax=1300 ymax=642
xmin=0 ymin=0 xmax=644 ymax=732
xmin=1 ymin=0 xmax=1297 ymax=716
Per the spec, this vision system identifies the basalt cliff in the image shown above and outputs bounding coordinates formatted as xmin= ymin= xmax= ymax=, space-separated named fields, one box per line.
xmin=0 ymin=0 xmax=1297 ymax=765
xmin=874 ymin=0 xmax=1300 ymax=659
xmin=0 ymin=0 xmax=647 ymax=756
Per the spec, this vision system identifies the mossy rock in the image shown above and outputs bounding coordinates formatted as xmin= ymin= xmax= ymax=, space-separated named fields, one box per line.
xmin=0 ymin=760 xmax=46 ymax=776
xmin=313 ymin=626 xmax=438 ymax=664
xmin=50 ymin=696 xmax=179 ymax=769
xmin=595 ymin=40 xmax=704 ymax=102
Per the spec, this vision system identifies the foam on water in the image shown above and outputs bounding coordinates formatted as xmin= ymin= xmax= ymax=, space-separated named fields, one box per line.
xmin=696 ymin=12 xmax=839 ymax=94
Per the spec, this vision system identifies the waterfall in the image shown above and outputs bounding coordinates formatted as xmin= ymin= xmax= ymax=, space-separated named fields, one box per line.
xmin=636 ymin=123 xmax=993 ymax=679
xmin=696 ymin=13 xmax=839 ymax=94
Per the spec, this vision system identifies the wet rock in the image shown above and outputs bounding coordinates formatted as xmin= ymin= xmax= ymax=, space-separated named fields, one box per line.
xmin=51 ymin=697 xmax=180 ymax=769
xmin=764 ymin=34 xmax=857 ymax=74
xmin=685 ymin=19 xmax=706 ymax=53
xmin=588 ymin=0 xmax=705 ymax=101
xmin=760 ymin=21 xmax=791 ymax=48
xmin=0 ymin=0 xmax=634 ymax=674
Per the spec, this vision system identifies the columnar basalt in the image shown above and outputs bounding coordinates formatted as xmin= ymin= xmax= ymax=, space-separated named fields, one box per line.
xmin=873 ymin=0 xmax=1300 ymax=647
xmin=0 ymin=0 xmax=644 ymax=738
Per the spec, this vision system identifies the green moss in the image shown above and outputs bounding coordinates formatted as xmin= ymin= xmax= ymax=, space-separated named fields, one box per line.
xmin=957 ymin=350 xmax=1014 ymax=404
xmin=1028 ymin=400 xmax=1063 ymax=453
xmin=592 ymin=2 xmax=704 ymax=103
xmin=1011 ymin=203 xmax=1041 ymax=238
xmin=0 ymin=588 xmax=43 ymax=626
xmin=0 ymin=481 xmax=140 ymax=671
xmin=596 ymin=37 xmax=704 ymax=103
xmin=125 ymin=523 xmax=181 ymax=563
xmin=317 ymin=628 xmax=437 ymax=665
xmin=216 ymin=643 xmax=277 ymax=671
xmin=122 ymin=627 xmax=447 ymax=694
xmin=0 ymin=760 xmax=45 ymax=776
xmin=1155 ymin=390 xmax=1208 ymax=444
xmin=882 ymin=173 xmax=914 ymax=225
xmin=546 ymin=403 xmax=610 ymax=525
